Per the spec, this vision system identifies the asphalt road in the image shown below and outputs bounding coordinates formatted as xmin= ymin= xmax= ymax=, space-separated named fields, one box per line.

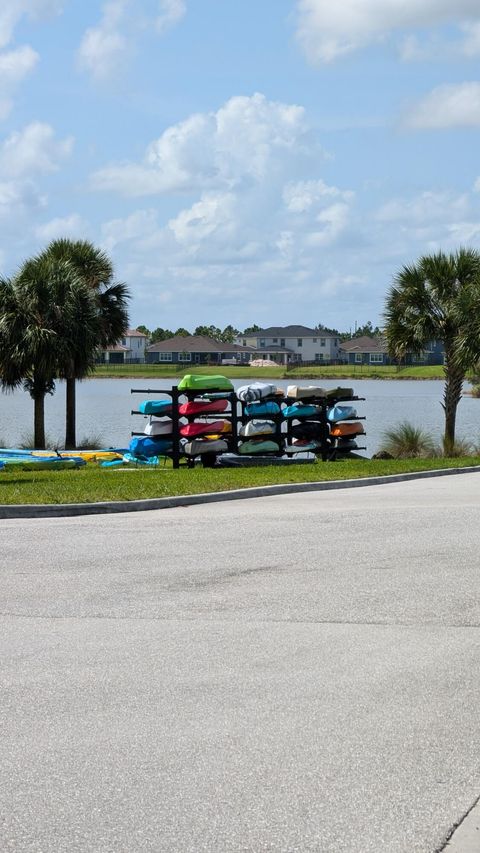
xmin=2 ymin=474 xmax=480 ymax=853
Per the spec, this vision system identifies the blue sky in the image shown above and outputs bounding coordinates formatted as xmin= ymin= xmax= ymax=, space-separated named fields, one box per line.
xmin=1 ymin=1 xmax=480 ymax=333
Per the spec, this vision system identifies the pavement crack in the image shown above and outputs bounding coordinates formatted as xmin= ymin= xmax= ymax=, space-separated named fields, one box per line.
xmin=1 ymin=611 xmax=480 ymax=628
xmin=435 ymin=791 xmax=480 ymax=851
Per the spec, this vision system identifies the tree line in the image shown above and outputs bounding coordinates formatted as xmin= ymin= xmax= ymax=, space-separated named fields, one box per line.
xmin=0 ymin=239 xmax=130 ymax=450
xmin=137 ymin=320 xmax=383 ymax=343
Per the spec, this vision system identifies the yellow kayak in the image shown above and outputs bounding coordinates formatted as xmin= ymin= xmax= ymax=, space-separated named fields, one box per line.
xmin=31 ymin=450 xmax=123 ymax=462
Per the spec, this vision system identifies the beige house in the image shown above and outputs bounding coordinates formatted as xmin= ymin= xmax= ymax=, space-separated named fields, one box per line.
xmin=235 ymin=325 xmax=341 ymax=364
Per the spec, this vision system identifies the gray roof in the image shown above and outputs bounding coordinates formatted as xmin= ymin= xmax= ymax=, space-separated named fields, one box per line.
xmin=147 ymin=335 xmax=254 ymax=354
xmin=251 ymin=325 xmax=336 ymax=338
xmin=340 ymin=336 xmax=388 ymax=353
xmin=249 ymin=344 xmax=294 ymax=353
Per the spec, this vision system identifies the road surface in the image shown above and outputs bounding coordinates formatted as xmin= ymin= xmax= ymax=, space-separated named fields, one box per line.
xmin=1 ymin=474 xmax=480 ymax=852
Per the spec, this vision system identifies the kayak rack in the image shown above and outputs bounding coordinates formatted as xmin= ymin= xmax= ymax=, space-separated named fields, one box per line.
xmin=130 ymin=385 xmax=366 ymax=468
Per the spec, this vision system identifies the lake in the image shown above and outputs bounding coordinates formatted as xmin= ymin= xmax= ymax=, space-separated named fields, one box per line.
xmin=1 ymin=377 xmax=479 ymax=456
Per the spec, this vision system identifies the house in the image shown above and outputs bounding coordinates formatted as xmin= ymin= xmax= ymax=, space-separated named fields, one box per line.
xmin=146 ymin=335 xmax=254 ymax=365
xmin=340 ymin=336 xmax=391 ymax=366
xmin=235 ymin=325 xmax=341 ymax=364
xmin=340 ymin=336 xmax=446 ymax=366
xmin=99 ymin=329 xmax=149 ymax=364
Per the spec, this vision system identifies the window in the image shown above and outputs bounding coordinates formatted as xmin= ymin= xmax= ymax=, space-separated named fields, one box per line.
xmin=334 ymin=339 xmax=338 ymax=346
xmin=121 ymin=338 xmax=126 ymax=347
xmin=297 ymin=338 xmax=303 ymax=347
xmin=369 ymin=353 xmax=383 ymax=363
xmin=320 ymin=338 xmax=326 ymax=346
xmin=272 ymin=337 xmax=278 ymax=343
xmin=242 ymin=339 xmax=246 ymax=347
xmin=159 ymin=352 xmax=172 ymax=361
xmin=315 ymin=353 xmax=323 ymax=361
xmin=280 ymin=338 xmax=285 ymax=347
xmin=355 ymin=353 xmax=362 ymax=363
xmin=260 ymin=338 xmax=265 ymax=347
xmin=178 ymin=352 xmax=192 ymax=361
xmin=312 ymin=338 xmax=317 ymax=343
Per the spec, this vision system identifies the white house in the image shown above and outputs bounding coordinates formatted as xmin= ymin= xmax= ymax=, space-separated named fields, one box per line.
xmin=235 ymin=325 xmax=341 ymax=364
xmin=100 ymin=329 xmax=148 ymax=364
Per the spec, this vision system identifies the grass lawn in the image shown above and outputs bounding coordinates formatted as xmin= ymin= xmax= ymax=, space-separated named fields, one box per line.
xmin=1 ymin=457 xmax=479 ymax=505
xmin=94 ymin=364 xmax=449 ymax=381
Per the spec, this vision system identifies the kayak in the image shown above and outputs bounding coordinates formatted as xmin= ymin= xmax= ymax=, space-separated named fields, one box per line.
xmin=178 ymin=374 xmax=233 ymax=391
xmin=178 ymin=399 xmax=228 ymax=416
xmin=330 ymin=422 xmax=365 ymax=437
xmin=180 ymin=420 xmax=227 ymax=438
xmin=327 ymin=404 xmax=357 ymax=422
xmin=183 ymin=438 xmax=228 ymax=456
xmin=138 ymin=399 xmax=172 ymax=416
xmin=244 ymin=401 xmax=281 ymax=416
xmin=239 ymin=420 xmax=276 ymax=438
xmin=30 ymin=449 xmax=124 ymax=462
xmin=128 ymin=436 xmax=173 ymax=457
xmin=283 ymin=403 xmax=320 ymax=419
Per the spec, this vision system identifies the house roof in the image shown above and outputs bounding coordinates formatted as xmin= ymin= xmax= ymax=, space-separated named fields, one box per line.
xmin=242 ymin=325 xmax=339 ymax=338
xmin=126 ymin=329 xmax=147 ymax=338
xmin=249 ymin=344 xmax=293 ymax=353
xmin=147 ymin=335 xmax=255 ymax=354
xmin=106 ymin=344 xmax=129 ymax=352
xmin=340 ymin=336 xmax=388 ymax=353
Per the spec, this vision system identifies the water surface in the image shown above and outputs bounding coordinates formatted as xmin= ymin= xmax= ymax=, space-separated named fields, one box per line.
xmin=1 ymin=377 xmax=478 ymax=456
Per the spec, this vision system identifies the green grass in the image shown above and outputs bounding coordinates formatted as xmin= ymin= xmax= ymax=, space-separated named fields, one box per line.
xmin=93 ymin=363 xmax=449 ymax=380
xmin=1 ymin=457 xmax=479 ymax=505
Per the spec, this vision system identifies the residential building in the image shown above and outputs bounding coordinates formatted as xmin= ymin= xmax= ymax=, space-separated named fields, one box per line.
xmin=235 ymin=325 xmax=341 ymax=364
xmin=340 ymin=336 xmax=391 ymax=366
xmin=340 ymin=336 xmax=445 ymax=366
xmin=99 ymin=329 xmax=149 ymax=364
xmin=146 ymin=335 xmax=254 ymax=365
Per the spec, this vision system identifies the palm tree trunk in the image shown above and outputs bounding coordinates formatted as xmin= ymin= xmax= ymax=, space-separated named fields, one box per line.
xmin=34 ymin=394 xmax=46 ymax=449
xmin=442 ymin=351 xmax=464 ymax=455
xmin=65 ymin=376 xmax=76 ymax=449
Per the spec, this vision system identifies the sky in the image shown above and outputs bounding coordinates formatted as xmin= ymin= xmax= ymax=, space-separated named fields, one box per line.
xmin=1 ymin=1 xmax=480 ymax=333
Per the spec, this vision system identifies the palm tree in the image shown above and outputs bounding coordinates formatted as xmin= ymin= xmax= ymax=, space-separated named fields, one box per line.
xmin=0 ymin=260 xmax=96 ymax=449
xmin=384 ymin=248 xmax=480 ymax=454
xmin=41 ymin=239 xmax=130 ymax=449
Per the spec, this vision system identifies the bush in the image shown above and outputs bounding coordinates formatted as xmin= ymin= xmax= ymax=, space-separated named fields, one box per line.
xmin=379 ymin=422 xmax=437 ymax=459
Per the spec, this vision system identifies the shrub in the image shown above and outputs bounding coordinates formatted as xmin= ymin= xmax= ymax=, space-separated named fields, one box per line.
xmin=379 ymin=421 xmax=437 ymax=459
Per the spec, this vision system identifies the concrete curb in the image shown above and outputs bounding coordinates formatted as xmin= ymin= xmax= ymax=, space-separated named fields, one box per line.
xmin=1 ymin=465 xmax=480 ymax=519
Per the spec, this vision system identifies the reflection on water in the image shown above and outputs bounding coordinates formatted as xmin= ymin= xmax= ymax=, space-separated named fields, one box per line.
xmin=1 ymin=377 xmax=479 ymax=455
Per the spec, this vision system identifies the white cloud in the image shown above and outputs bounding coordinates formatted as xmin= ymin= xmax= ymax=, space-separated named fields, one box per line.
xmin=78 ymin=0 xmax=186 ymax=80
xmin=78 ymin=0 xmax=130 ymax=81
xmin=35 ymin=213 xmax=88 ymax=243
xmin=403 ymin=82 xmax=480 ymax=129
xmin=156 ymin=0 xmax=186 ymax=35
xmin=92 ymin=94 xmax=357 ymax=328
xmin=0 ymin=0 xmax=63 ymax=50
xmin=101 ymin=209 xmax=159 ymax=251
xmin=0 ymin=121 xmax=73 ymax=178
xmin=92 ymin=93 xmax=316 ymax=195
xmin=0 ymin=45 xmax=39 ymax=119
xmin=295 ymin=0 xmax=480 ymax=63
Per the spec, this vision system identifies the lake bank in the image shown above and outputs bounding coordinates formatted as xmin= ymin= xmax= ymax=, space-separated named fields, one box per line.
xmin=93 ymin=364 xmax=447 ymax=381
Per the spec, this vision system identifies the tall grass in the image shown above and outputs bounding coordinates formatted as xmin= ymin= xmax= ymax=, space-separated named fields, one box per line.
xmin=379 ymin=422 xmax=438 ymax=459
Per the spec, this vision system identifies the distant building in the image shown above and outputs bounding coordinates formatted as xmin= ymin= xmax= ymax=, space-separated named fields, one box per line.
xmin=340 ymin=336 xmax=445 ymax=366
xmin=99 ymin=329 xmax=148 ymax=364
xmin=235 ymin=325 xmax=341 ymax=364
xmin=339 ymin=336 xmax=390 ymax=365
xmin=146 ymin=335 xmax=254 ymax=365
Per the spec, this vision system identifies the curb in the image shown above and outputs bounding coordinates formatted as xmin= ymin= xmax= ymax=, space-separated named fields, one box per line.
xmin=1 ymin=465 xmax=480 ymax=519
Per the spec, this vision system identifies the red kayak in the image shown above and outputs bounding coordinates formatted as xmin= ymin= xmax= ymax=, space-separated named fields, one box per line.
xmin=180 ymin=420 xmax=227 ymax=438
xmin=178 ymin=399 xmax=228 ymax=416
